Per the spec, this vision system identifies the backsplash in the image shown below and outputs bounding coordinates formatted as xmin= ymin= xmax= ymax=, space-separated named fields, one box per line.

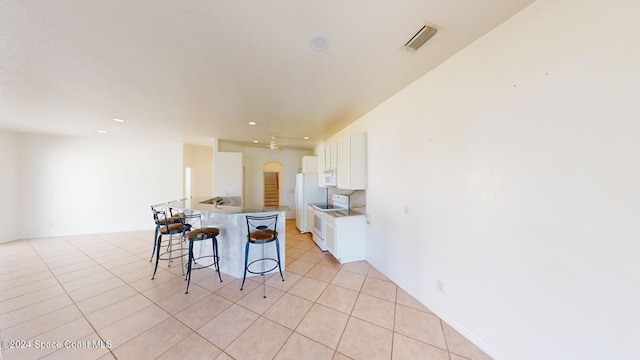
xmin=328 ymin=188 xmax=366 ymax=214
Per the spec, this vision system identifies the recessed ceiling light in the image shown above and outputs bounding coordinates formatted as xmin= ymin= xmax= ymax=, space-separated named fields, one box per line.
xmin=97 ymin=130 xmax=107 ymax=134
xmin=310 ymin=34 xmax=329 ymax=51
xmin=248 ymin=122 xmax=257 ymax=126
xmin=253 ymin=140 xmax=259 ymax=143
xmin=304 ymin=136 xmax=310 ymax=140
xmin=113 ymin=118 xmax=125 ymax=123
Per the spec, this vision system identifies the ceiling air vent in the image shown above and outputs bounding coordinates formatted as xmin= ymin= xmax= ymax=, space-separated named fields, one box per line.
xmin=404 ymin=25 xmax=438 ymax=52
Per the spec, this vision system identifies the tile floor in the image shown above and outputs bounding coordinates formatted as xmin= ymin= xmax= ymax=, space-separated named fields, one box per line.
xmin=0 ymin=219 xmax=492 ymax=360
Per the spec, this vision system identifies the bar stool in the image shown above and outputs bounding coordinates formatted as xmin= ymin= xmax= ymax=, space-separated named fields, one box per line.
xmin=240 ymin=214 xmax=284 ymax=298
xmin=168 ymin=197 xmax=190 ymax=219
xmin=151 ymin=208 xmax=190 ymax=280
xmin=181 ymin=213 xmax=222 ymax=294
xmin=149 ymin=204 xmax=181 ymax=262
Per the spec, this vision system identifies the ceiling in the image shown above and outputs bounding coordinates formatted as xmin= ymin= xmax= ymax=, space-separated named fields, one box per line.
xmin=0 ymin=0 xmax=535 ymax=150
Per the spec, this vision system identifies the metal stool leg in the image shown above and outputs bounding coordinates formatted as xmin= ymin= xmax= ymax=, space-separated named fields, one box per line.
xmin=179 ymin=233 xmax=185 ymax=275
xmin=240 ymin=241 xmax=250 ymax=290
xmin=261 ymin=242 xmax=266 ymax=298
xmin=151 ymin=234 xmax=162 ymax=279
xmin=149 ymin=225 xmax=159 ymax=262
xmin=275 ymin=238 xmax=284 ymax=281
xmin=213 ymin=237 xmax=222 ymax=282
xmin=167 ymin=233 xmax=173 ymax=267
xmin=185 ymin=239 xmax=194 ymax=294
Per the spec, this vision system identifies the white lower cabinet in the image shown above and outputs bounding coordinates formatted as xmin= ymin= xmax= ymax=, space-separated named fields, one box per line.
xmin=308 ymin=207 xmax=315 ymax=233
xmin=325 ymin=213 xmax=366 ymax=264
xmin=325 ymin=219 xmax=335 ymax=256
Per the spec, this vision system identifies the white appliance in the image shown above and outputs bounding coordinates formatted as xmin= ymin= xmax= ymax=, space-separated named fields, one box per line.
xmin=295 ymin=173 xmax=327 ymax=233
xmin=323 ymin=169 xmax=337 ymax=187
xmin=310 ymin=194 xmax=349 ymax=251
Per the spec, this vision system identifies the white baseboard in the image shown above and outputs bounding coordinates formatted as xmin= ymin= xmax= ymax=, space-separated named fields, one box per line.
xmin=428 ymin=305 xmax=508 ymax=360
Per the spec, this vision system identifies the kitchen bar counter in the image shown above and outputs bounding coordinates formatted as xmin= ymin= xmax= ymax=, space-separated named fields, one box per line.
xmin=166 ymin=197 xmax=289 ymax=278
xmin=167 ymin=196 xmax=289 ymax=214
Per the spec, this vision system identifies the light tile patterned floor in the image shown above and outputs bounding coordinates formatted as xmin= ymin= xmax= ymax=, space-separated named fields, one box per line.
xmin=0 ymin=220 xmax=492 ymax=360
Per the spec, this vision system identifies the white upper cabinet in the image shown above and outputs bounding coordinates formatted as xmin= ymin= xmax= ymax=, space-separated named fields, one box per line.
xmin=324 ymin=142 xmax=337 ymax=170
xmin=337 ymin=134 xmax=367 ymax=190
xmin=329 ymin=143 xmax=338 ymax=169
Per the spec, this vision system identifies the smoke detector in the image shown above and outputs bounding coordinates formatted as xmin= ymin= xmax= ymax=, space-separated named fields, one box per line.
xmin=310 ymin=34 xmax=329 ymax=51
xmin=404 ymin=24 xmax=438 ymax=52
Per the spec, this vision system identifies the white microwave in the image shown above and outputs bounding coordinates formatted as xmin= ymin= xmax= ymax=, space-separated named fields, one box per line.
xmin=323 ymin=169 xmax=337 ymax=187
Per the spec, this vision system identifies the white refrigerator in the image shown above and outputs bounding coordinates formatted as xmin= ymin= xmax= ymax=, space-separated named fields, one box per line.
xmin=295 ymin=173 xmax=326 ymax=232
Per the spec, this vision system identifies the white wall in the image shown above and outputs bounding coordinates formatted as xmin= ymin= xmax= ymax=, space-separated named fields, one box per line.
xmin=213 ymin=151 xmax=243 ymax=199
xmin=0 ymin=129 xmax=21 ymax=243
xmin=243 ymin=147 xmax=311 ymax=218
xmin=18 ymin=133 xmax=183 ymax=238
xmin=183 ymin=144 xmax=213 ymax=198
xmin=220 ymin=142 xmax=312 ymax=218
xmin=323 ymin=0 xmax=640 ymax=359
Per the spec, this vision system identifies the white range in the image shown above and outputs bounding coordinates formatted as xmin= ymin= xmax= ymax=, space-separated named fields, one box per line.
xmin=308 ymin=194 xmax=349 ymax=251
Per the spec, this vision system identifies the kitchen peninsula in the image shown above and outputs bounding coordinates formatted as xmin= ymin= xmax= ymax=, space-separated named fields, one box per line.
xmin=166 ymin=197 xmax=288 ymax=278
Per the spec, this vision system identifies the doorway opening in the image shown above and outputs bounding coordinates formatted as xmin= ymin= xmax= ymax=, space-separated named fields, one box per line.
xmin=263 ymin=162 xmax=283 ymax=207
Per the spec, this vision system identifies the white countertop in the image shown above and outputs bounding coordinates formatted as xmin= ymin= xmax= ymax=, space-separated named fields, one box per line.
xmin=325 ymin=210 xmax=365 ymax=218
xmin=167 ymin=196 xmax=289 ymax=214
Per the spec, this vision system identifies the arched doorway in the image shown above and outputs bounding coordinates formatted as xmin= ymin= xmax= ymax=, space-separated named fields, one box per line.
xmin=263 ymin=162 xmax=283 ymax=207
